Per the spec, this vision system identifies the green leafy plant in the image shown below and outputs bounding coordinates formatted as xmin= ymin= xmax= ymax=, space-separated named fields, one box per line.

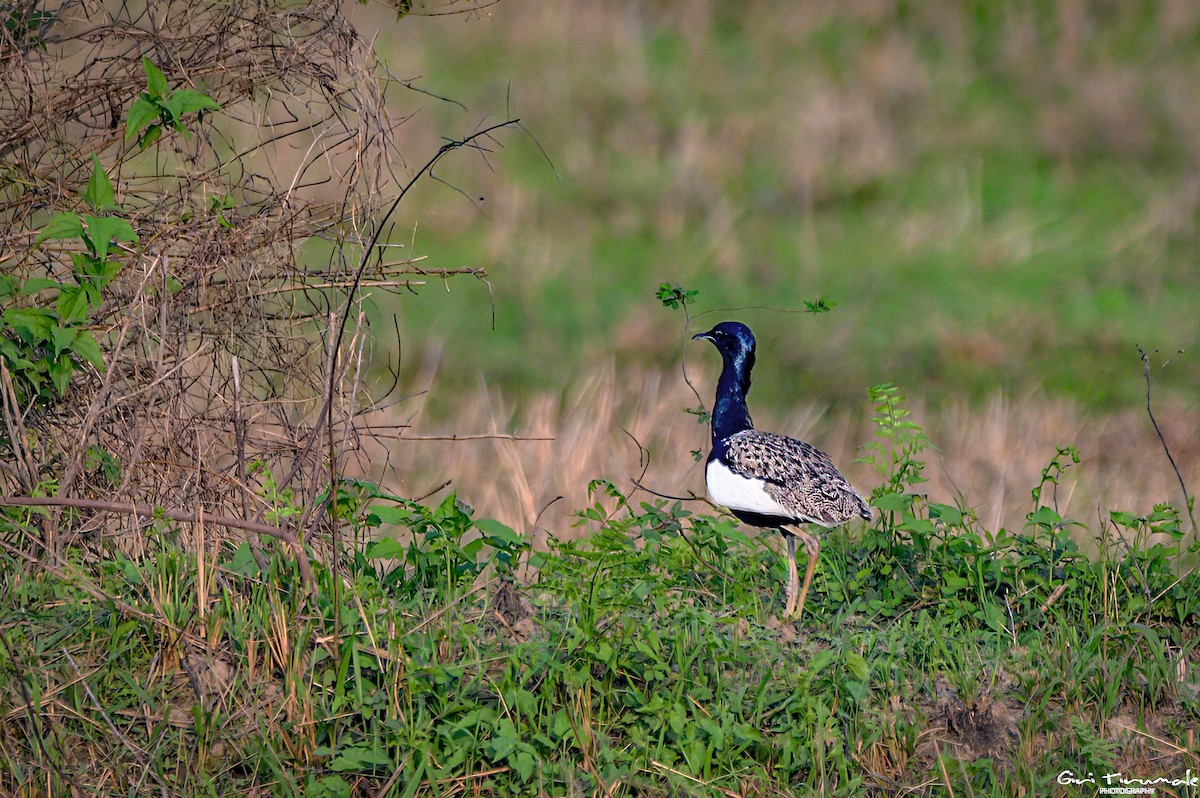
xmin=655 ymin=282 xmax=699 ymax=309
xmin=125 ymin=57 xmax=220 ymax=149
xmin=249 ymin=461 xmax=303 ymax=526
xmin=858 ymin=383 xmax=932 ymax=498
xmin=1 ymin=155 xmax=133 ymax=404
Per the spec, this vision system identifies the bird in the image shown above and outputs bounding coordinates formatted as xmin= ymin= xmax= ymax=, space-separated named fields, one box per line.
xmin=692 ymin=321 xmax=870 ymax=619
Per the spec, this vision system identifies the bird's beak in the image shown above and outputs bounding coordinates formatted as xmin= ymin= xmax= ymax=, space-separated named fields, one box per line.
xmin=692 ymin=331 xmax=712 ymax=342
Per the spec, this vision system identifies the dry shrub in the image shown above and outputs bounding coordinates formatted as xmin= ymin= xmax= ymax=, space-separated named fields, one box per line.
xmin=0 ymin=0 xmax=468 ymax=556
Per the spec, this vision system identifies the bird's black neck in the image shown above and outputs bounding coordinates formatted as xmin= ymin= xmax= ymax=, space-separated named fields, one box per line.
xmin=711 ymin=348 xmax=755 ymax=442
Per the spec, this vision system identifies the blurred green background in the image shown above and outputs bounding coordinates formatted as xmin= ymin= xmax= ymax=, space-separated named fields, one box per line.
xmin=364 ymin=0 xmax=1199 ymax=418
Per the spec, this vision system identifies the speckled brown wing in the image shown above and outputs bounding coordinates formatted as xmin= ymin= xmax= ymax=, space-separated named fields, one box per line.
xmin=723 ymin=429 xmax=871 ymax=527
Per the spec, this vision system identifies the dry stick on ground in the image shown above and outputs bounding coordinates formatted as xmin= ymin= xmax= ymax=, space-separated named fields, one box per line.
xmin=0 ymin=633 xmax=83 ymax=795
xmin=327 ymin=311 xmax=342 ymax=641
xmin=1138 ymin=346 xmax=1196 ymax=535
xmin=0 ymin=496 xmax=315 ymax=595
xmin=231 ymin=355 xmax=270 ymax=571
xmin=0 ymin=362 xmax=35 ymax=492
xmin=63 ymin=650 xmax=170 ymax=798
xmin=55 ymin=319 xmax=134 ymax=550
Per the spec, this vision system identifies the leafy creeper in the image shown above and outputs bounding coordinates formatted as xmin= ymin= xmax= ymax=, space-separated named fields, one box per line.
xmin=125 ymin=57 xmax=220 ymax=149
xmin=2 ymin=155 xmax=136 ymax=401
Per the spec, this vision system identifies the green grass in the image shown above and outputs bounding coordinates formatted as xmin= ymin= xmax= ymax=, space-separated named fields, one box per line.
xmin=3 ymin=399 xmax=1197 ymax=796
xmin=371 ymin=2 xmax=1200 ymax=418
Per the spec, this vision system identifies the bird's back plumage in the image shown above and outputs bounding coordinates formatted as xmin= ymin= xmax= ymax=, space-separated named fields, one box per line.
xmin=719 ymin=429 xmax=870 ymax=527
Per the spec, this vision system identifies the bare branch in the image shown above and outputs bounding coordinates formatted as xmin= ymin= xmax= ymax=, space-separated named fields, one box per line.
xmin=1138 ymin=346 xmax=1196 ymax=534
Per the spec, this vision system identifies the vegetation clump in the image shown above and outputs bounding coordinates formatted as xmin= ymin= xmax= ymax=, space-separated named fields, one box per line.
xmin=2 ymin=397 xmax=1197 ymax=796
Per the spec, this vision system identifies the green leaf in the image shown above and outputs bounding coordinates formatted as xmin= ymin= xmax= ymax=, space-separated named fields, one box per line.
xmin=85 ymin=444 xmax=121 ymax=484
xmin=488 ymin=734 xmax=518 ymax=760
xmin=1026 ymin=505 xmax=1063 ymax=527
xmin=475 ymin=517 xmax=521 ymax=547
xmin=309 ymin=776 xmax=352 ymax=798
xmin=1109 ymin=510 xmax=1139 ymax=528
xmin=81 ymin=282 xmax=103 ymax=311
xmin=158 ymin=93 xmax=185 ymax=127
xmin=20 ymin=277 xmax=64 ymax=295
xmin=171 ymin=88 xmax=220 ymax=115
xmin=929 ymin=503 xmax=963 ymax=525
xmin=844 ymin=651 xmax=870 ymax=681
xmin=50 ymin=325 xmax=77 ymax=358
xmin=48 ymin=354 xmax=73 ymax=395
xmin=36 ymin=212 xmax=84 ymax=243
xmin=70 ymin=331 xmax=104 ymax=370
xmin=0 ymin=339 xmax=34 ymax=369
xmin=81 ymin=215 xmax=137 ymax=263
xmin=809 ymin=648 xmax=837 ymax=673
xmin=898 ymin=513 xmax=934 ymax=535
xmin=3 ymin=307 xmax=55 ymax=344
xmin=942 ymin=574 xmax=970 ymax=593
xmin=0 ymin=275 xmax=13 ymax=299
xmin=98 ymin=259 xmax=123 ymax=283
xmin=804 ymin=296 xmax=835 ymax=313
xmin=142 ymin=56 xmax=169 ymax=98
xmin=365 ymin=536 xmax=406 ymax=560
xmin=328 ymin=744 xmax=391 ymax=772
xmin=56 ymin=286 xmax=89 ymax=323
xmin=123 ymin=559 xmax=142 ymax=585
xmin=872 ymin=491 xmax=912 ymax=511
xmin=125 ymin=96 xmax=161 ymax=143
xmin=369 ymin=505 xmax=415 ymax=526
xmin=228 ymin=542 xmax=261 ymax=576
xmin=656 ymin=282 xmax=699 ymax=309
xmin=82 ymin=152 xmax=118 ymax=212
xmin=510 ymin=751 xmax=535 ymax=782
xmin=69 ymin=251 xmax=96 ymax=275
xmin=139 ymin=124 xmax=163 ymax=150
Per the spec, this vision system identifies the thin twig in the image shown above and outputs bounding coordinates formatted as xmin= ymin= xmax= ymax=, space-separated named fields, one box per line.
xmin=631 ymin=477 xmax=707 ymax=504
xmin=281 ymin=118 xmax=521 ymax=497
xmin=327 ymin=311 xmax=340 ymax=642
xmin=0 ymin=362 xmax=36 ymax=491
xmin=412 ymin=479 xmax=452 ymax=502
xmin=1138 ymin=346 xmax=1196 ymax=534
xmin=56 ymin=319 xmax=132 ymax=528
xmin=231 ymin=355 xmax=269 ymax=571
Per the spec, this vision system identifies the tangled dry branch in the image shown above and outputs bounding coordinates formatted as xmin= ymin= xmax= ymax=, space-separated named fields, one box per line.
xmin=0 ymin=0 xmax=511 ymax=571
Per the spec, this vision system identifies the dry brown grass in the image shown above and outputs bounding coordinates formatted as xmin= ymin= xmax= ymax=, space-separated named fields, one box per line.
xmin=371 ymin=363 xmax=1200 ymax=543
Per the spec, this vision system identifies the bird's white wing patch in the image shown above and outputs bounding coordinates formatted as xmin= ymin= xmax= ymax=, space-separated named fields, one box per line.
xmin=706 ymin=459 xmax=792 ymax=518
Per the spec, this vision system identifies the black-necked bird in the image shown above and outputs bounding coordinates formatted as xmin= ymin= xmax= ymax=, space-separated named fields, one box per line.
xmin=693 ymin=321 xmax=870 ymax=619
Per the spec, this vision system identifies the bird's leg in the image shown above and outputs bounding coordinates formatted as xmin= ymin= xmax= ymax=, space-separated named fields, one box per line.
xmin=783 ymin=533 xmax=799 ymax=616
xmin=789 ymin=527 xmax=821 ymax=620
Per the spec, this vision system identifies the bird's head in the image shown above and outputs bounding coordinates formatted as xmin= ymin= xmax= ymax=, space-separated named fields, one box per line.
xmin=692 ymin=321 xmax=756 ymax=364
